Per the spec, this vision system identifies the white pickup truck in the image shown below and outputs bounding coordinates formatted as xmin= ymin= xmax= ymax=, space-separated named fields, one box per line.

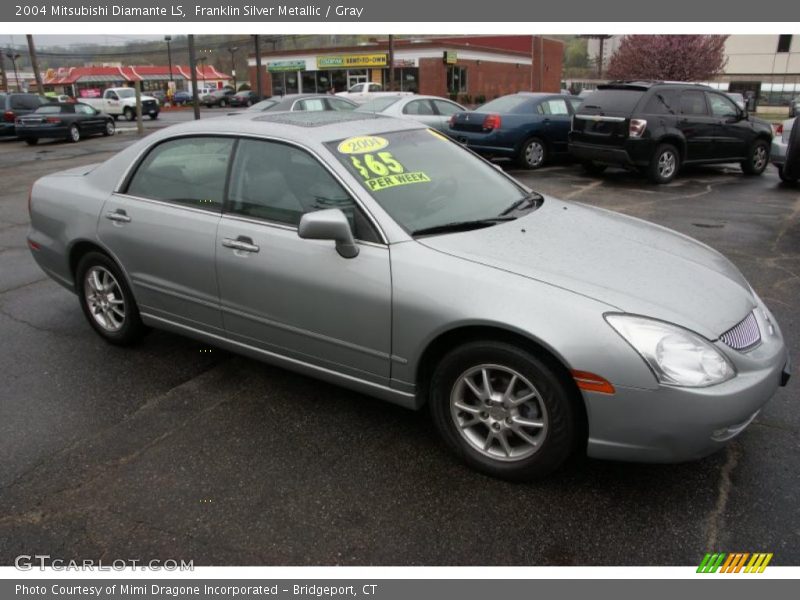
xmin=335 ymin=82 xmax=412 ymax=105
xmin=81 ymin=87 xmax=160 ymax=121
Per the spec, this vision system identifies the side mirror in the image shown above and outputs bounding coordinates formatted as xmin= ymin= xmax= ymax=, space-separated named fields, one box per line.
xmin=298 ymin=209 xmax=359 ymax=259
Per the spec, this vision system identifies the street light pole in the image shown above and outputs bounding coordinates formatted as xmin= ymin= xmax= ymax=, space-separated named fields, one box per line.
xmin=6 ymin=50 xmax=21 ymax=92
xmin=227 ymin=46 xmax=239 ymax=90
xmin=164 ymin=35 xmax=174 ymax=83
xmin=187 ymin=34 xmax=201 ymax=120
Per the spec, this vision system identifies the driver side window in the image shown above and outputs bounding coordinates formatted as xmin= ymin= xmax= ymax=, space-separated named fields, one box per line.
xmin=225 ymin=139 xmax=380 ymax=243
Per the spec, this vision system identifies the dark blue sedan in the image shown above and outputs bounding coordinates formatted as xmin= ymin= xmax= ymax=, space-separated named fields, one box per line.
xmin=448 ymin=92 xmax=583 ymax=169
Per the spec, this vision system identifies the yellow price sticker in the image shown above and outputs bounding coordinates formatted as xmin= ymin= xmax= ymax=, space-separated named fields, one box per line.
xmin=337 ymin=135 xmax=389 ymax=155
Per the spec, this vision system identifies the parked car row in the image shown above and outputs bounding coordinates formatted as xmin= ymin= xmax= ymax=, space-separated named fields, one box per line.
xmin=2 ymin=92 xmax=115 ymax=144
xmin=447 ymin=82 xmax=778 ymax=184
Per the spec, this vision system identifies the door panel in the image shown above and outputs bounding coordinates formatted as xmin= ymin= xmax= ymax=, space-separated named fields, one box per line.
xmin=706 ymin=92 xmax=748 ymax=159
xmin=98 ymin=195 xmax=224 ymax=332
xmin=678 ymin=91 xmax=714 ymax=161
xmin=217 ymin=220 xmax=392 ymax=382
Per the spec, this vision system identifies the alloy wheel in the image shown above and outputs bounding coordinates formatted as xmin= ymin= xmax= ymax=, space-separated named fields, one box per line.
xmin=657 ymin=150 xmax=676 ymax=179
xmin=752 ymin=145 xmax=767 ymax=171
xmin=69 ymin=125 xmax=80 ymax=143
xmin=83 ymin=266 xmax=126 ymax=332
xmin=450 ymin=364 xmax=549 ymax=461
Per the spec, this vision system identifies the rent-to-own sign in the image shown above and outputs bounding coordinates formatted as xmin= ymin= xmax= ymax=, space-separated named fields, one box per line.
xmin=317 ymin=54 xmax=388 ymax=69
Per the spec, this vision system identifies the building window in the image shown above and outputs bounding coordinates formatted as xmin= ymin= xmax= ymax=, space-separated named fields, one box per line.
xmin=777 ymin=35 xmax=792 ymax=53
xmin=447 ymin=66 xmax=468 ymax=94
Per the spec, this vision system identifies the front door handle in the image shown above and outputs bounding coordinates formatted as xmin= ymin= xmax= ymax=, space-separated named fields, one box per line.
xmin=105 ymin=209 xmax=131 ymax=223
xmin=222 ymin=236 xmax=260 ymax=253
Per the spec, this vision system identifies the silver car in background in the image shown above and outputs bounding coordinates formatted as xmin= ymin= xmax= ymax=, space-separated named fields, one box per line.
xmin=27 ymin=111 xmax=790 ymax=480
xmin=355 ymin=95 xmax=466 ymax=133
xmin=771 ymin=117 xmax=797 ymax=183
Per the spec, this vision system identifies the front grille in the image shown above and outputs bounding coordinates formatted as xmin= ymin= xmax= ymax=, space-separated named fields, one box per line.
xmin=719 ymin=311 xmax=761 ymax=351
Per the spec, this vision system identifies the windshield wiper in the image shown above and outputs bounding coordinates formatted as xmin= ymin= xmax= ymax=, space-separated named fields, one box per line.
xmin=499 ymin=192 xmax=543 ymax=216
xmin=411 ymin=216 xmax=517 ymax=237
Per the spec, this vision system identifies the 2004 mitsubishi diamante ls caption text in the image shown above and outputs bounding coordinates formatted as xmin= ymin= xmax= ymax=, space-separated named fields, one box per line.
xmin=27 ymin=111 xmax=791 ymax=480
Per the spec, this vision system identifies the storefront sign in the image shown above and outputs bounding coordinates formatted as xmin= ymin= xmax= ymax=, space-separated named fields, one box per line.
xmin=267 ymin=60 xmax=307 ymax=72
xmin=443 ymin=51 xmax=458 ymax=64
xmin=393 ymin=58 xmax=416 ymax=68
xmin=317 ymin=54 xmax=388 ymax=69
xmin=78 ymin=88 xmax=102 ymax=98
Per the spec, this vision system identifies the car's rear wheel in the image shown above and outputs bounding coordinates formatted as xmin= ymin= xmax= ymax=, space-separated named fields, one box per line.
xmin=517 ymin=137 xmax=547 ymax=169
xmin=581 ymin=160 xmax=607 ymax=176
xmin=103 ymin=120 xmax=115 ymax=136
xmin=429 ymin=341 xmax=576 ymax=480
xmin=24 ymin=138 xmax=38 ymax=146
xmin=76 ymin=252 xmax=145 ymax=346
xmin=68 ymin=124 xmax=81 ymax=143
xmin=648 ymin=143 xmax=679 ymax=184
xmin=741 ymin=139 xmax=769 ymax=175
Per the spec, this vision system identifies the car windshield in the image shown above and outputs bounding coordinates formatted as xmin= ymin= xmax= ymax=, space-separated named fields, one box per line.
xmin=116 ymin=89 xmax=135 ymax=98
xmin=326 ymin=129 xmax=532 ymax=235
xmin=355 ymin=97 xmax=402 ymax=113
xmin=477 ymin=95 xmax=531 ymax=113
xmin=247 ymin=99 xmax=279 ymax=111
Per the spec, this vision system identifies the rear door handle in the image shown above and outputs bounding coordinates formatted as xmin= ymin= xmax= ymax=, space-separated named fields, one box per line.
xmin=222 ymin=237 xmax=260 ymax=253
xmin=105 ymin=209 xmax=131 ymax=223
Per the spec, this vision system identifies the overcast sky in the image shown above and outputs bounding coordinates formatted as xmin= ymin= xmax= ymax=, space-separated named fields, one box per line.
xmin=7 ymin=34 xmax=166 ymax=48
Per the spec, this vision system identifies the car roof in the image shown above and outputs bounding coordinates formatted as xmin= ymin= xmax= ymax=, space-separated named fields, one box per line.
xmin=598 ymin=80 xmax=713 ymax=91
xmin=148 ymin=109 xmax=423 ymax=144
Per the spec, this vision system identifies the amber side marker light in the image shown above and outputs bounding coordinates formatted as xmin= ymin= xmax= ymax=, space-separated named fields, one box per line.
xmin=572 ymin=370 xmax=615 ymax=394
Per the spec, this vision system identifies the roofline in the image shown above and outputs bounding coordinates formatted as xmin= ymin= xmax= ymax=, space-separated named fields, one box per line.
xmin=249 ymin=41 xmax=531 ymax=60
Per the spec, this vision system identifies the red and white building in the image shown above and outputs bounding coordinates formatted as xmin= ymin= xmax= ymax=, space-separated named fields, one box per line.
xmin=42 ymin=64 xmax=232 ymax=97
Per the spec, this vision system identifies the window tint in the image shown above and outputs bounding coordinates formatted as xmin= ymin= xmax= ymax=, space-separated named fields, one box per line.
xmin=226 ymin=139 xmax=379 ymax=242
xmin=36 ymin=105 xmax=67 ymax=114
xmin=538 ymin=99 xmax=569 ymax=115
xmin=327 ymin=98 xmax=356 ymax=111
xmin=75 ymin=104 xmax=95 ymax=115
xmin=643 ymin=90 xmax=678 ymax=114
xmin=296 ymin=98 xmax=327 ymax=111
xmin=403 ymin=100 xmax=435 ymax=115
xmin=127 ymin=137 xmax=234 ymax=212
xmin=707 ymin=93 xmax=739 ymax=118
xmin=580 ymin=89 xmax=644 ymax=113
xmin=10 ymin=94 xmax=44 ymax=110
xmin=432 ymin=100 xmax=462 ymax=116
xmin=680 ymin=91 xmax=708 ymax=116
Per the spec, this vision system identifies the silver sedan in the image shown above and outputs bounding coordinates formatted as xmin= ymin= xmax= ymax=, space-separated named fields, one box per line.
xmin=355 ymin=95 xmax=466 ymax=133
xmin=28 ymin=111 xmax=790 ymax=480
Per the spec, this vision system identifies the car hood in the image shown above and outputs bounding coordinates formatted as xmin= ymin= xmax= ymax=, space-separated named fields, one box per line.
xmin=418 ymin=196 xmax=754 ymax=339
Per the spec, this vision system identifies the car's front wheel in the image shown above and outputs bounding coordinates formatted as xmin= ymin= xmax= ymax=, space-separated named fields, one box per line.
xmin=647 ymin=143 xmax=680 ymax=184
xmin=76 ymin=251 xmax=145 ymax=346
xmin=741 ymin=140 xmax=769 ymax=175
xmin=517 ymin=137 xmax=547 ymax=169
xmin=429 ymin=341 xmax=577 ymax=480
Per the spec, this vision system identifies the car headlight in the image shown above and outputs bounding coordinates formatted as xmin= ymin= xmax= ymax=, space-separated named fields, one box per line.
xmin=605 ymin=314 xmax=735 ymax=387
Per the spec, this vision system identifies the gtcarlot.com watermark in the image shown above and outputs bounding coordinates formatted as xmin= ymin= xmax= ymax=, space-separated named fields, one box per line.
xmin=15 ymin=554 xmax=194 ymax=571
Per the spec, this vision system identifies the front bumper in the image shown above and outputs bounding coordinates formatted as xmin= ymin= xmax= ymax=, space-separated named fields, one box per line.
xmin=584 ymin=310 xmax=790 ymax=463
xmin=770 ymin=137 xmax=787 ymax=167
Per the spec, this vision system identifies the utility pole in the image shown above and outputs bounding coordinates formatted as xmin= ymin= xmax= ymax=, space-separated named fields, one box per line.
xmin=253 ymin=35 xmax=263 ymax=98
xmin=188 ymin=34 xmax=201 ymax=120
xmin=134 ymin=80 xmax=144 ymax=136
xmin=6 ymin=50 xmax=21 ymax=91
xmin=227 ymin=46 xmax=239 ymax=90
xmin=26 ymin=35 xmax=44 ymax=94
xmin=165 ymin=35 xmax=174 ymax=83
xmin=0 ymin=52 xmax=7 ymax=93
xmin=388 ymin=34 xmax=395 ymax=91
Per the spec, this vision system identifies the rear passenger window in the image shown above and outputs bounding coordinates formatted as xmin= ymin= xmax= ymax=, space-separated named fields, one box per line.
xmin=644 ymin=90 xmax=678 ymax=114
xmin=403 ymin=100 xmax=435 ymax=115
xmin=226 ymin=139 xmax=379 ymax=242
xmin=126 ymin=137 xmax=234 ymax=212
xmin=680 ymin=91 xmax=708 ymax=116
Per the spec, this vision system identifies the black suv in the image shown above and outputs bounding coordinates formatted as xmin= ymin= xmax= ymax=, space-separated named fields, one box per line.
xmin=568 ymin=81 xmax=773 ymax=184
xmin=1 ymin=93 xmax=49 ymax=137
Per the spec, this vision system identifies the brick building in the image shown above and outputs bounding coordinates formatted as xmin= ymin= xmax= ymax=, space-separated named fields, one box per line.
xmin=247 ymin=35 xmax=563 ymax=103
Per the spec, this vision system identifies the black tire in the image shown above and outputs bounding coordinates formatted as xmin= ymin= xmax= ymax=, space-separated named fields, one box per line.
xmin=149 ymin=113 xmax=158 ymax=120
xmin=581 ymin=160 xmax=607 ymax=176
xmin=517 ymin=137 xmax=547 ymax=170
xmin=741 ymin=139 xmax=770 ymax=175
xmin=647 ymin=143 xmax=680 ymax=184
xmin=24 ymin=138 xmax=38 ymax=146
xmin=777 ymin=165 xmax=798 ymax=184
xmin=429 ymin=340 xmax=577 ymax=481
xmin=67 ymin=124 xmax=81 ymax=143
xmin=113 ymin=114 xmax=119 ymax=121
xmin=76 ymin=251 xmax=145 ymax=346
xmin=103 ymin=120 xmax=115 ymax=136
xmin=124 ymin=107 xmax=134 ymax=121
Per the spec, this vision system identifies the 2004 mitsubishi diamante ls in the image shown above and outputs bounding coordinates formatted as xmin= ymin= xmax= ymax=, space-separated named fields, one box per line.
xmin=27 ymin=111 xmax=790 ymax=480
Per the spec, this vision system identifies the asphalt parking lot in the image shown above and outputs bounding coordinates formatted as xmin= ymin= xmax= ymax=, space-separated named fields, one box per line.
xmin=0 ymin=122 xmax=797 ymax=566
